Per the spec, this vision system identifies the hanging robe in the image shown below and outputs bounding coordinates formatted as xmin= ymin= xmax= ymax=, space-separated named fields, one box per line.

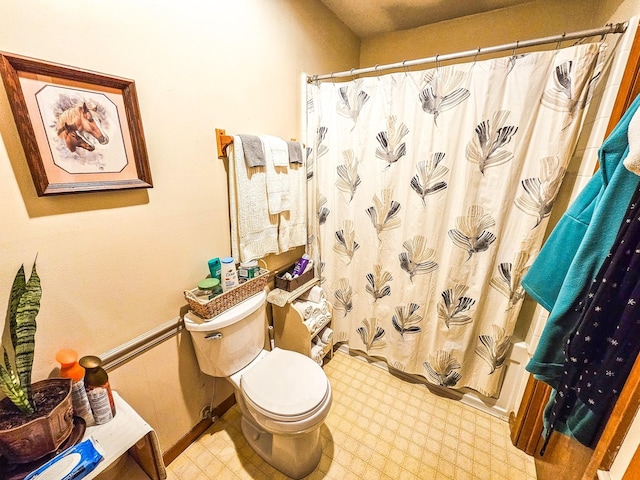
xmin=541 ymin=183 xmax=640 ymax=451
xmin=523 ymin=94 xmax=640 ymax=385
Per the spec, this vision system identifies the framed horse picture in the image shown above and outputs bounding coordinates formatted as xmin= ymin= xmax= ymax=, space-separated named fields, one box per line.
xmin=0 ymin=51 xmax=152 ymax=196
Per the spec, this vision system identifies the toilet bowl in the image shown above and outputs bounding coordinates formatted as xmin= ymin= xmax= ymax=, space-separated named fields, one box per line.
xmin=184 ymin=290 xmax=332 ymax=479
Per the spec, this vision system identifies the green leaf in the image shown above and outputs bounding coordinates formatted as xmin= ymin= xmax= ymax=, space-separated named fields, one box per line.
xmin=0 ymin=350 xmax=33 ymax=414
xmin=8 ymin=265 xmax=26 ymax=354
xmin=14 ymin=261 xmax=40 ymax=407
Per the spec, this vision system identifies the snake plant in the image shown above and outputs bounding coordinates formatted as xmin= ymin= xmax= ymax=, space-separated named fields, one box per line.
xmin=0 ymin=260 xmax=40 ymax=414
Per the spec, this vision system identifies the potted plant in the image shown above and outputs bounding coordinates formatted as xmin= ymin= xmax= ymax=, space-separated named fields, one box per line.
xmin=0 ymin=260 xmax=73 ymax=464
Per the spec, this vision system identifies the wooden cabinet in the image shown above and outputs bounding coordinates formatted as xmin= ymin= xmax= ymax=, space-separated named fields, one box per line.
xmin=269 ymin=283 xmax=333 ymax=365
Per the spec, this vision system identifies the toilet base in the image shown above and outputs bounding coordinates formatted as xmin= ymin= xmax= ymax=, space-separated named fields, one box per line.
xmin=240 ymin=415 xmax=322 ymax=479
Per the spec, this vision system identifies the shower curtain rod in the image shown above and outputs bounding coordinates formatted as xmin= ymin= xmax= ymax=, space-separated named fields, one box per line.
xmin=307 ymin=22 xmax=628 ymax=83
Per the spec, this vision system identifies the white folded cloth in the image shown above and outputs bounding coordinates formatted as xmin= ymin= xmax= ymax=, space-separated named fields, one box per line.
xmin=261 ymin=135 xmax=290 ymax=214
xmin=277 ymin=159 xmax=307 ymax=252
xmin=311 ymin=344 xmax=324 ymax=364
xmin=299 ymin=285 xmax=325 ymax=304
xmin=319 ymin=327 xmax=333 ymax=345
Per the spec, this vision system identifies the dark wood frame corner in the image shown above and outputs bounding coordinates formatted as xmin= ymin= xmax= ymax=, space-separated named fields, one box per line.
xmin=0 ymin=51 xmax=152 ymax=196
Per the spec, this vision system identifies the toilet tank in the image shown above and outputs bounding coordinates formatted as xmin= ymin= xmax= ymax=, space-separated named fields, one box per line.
xmin=184 ymin=290 xmax=267 ymax=377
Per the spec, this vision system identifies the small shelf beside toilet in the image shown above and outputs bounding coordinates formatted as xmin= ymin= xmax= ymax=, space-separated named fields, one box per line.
xmin=270 ymin=282 xmax=333 ymax=365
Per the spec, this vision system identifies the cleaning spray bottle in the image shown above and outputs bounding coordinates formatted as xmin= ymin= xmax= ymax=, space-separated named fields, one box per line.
xmin=79 ymin=355 xmax=116 ymax=424
xmin=56 ymin=349 xmax=94 ymax=425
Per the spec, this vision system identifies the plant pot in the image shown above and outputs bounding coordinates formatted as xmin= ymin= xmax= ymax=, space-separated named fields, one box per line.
xmin=0 ymin=377 xmax=74 ymax=464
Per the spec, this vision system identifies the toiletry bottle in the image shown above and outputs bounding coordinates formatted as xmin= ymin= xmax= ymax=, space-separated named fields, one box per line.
xmin=221 ymin=256 xmax=239 ymax=292
xmin=292 ymin=253 xmax=311 ymax=277
xmin=208 ymin=257 xmax=222 ymax=282
xmin=79 ymin=355 xmax=116 ymax=424
xmin=56 ymin=349 xmax=94 ymax=425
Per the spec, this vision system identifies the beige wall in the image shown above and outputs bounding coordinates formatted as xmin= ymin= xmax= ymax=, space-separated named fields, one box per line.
xmin=0 ymin=0 xmax=358 ymax=452
xmin=360 ymin=0 xmax=601 ymax=67
xmin=596 ymin=0 xmax=640 ymax=22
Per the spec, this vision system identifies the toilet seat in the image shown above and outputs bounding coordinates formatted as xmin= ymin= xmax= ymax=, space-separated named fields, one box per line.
xmin=240 ymin=348 xmax=330 ymax=423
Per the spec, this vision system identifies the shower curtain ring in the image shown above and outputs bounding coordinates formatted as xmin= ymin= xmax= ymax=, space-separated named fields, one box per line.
xmin=474 ymin=47 xmax=481 ymax=63
xmin=556 ymin=32 xmax=566 ymax=50
xmin=402 ymin=60 xmax=408 ymax=76
xmin=330 ymin=72 xmax=336 ymax=85
xmin=350 ymin=68 xmax=358 ymax=79
xmin=374 ymin=64 xmax=381 ymax=79
xmin=599 ymin=30 xmax=608 ymax=46
xmin=512 ymin=40 xmax=519 ymax=57
xmin=435 ymin=54 xmax=441 ymax=73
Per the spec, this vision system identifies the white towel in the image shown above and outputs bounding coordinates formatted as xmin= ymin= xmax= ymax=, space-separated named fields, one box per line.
xmin=299 ymin=285 xmax=325 ymax=304
xmin=277 ymin=152 xmax=307 ymax=253
xmin=310 ymin=344 xmax=324 ymax=364
xmin=261 ymin=135 xmax=290 ymax=214
xmin=624 ymin=106 xmax=640 ymax=175
xmin=228 ymin=137 xmax=279 ymax=262
xmin=319 ymin=327 xmax=333 ymax=345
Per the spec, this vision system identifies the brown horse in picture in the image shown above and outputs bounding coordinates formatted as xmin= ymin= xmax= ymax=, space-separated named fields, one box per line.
xmin=58 ymin=123 xmax=95 ymax=152
xmin=56 ymin=102 xmax=109 ymax=152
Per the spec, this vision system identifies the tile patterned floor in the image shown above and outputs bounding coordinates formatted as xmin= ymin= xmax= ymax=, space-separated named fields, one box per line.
xmin=167 ymin=350 xmax=537 ymax=479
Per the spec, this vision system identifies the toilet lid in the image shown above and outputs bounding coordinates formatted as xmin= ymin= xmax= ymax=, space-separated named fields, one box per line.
xmin=240 ymin=348 xmax=328 ymax=418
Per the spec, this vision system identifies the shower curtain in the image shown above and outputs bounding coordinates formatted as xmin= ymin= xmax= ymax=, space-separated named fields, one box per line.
xmin=306 ymin=42 xmax=605 ymax=398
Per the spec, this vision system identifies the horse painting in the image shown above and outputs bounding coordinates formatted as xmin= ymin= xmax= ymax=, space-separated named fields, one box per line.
xmin=58 ymin=123 xmax=95 ymax=153
xmin=55 ymin=102 xmax=109 ymax=153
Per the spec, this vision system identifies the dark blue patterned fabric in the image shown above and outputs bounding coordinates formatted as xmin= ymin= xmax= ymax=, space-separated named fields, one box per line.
xmin=542 ymin=184 xmax=640 ymax=453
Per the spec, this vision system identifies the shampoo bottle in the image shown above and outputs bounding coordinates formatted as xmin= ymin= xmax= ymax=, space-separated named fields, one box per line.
xmin=56 ymin=349 xmax=94 ymax=425
xmin=79 ymin=355 xmax=116 ymax=424
xmin=221 ymin=256 xmax=239 ymax=292
xmin=292 ymin=254 xmax=311 ymax=277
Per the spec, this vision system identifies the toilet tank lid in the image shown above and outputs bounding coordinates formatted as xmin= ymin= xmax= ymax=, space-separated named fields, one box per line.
xmin=183 ymin=290 xmax=266 ymax=331
xmin=241 ymin=348 xmax=328 ymax=416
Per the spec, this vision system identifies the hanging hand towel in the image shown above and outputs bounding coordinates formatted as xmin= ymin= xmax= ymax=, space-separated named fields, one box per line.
xmin=228 ymin=136 xmax=279 ymax=262
xmin=261 ymin=135 xmax=291 ymax=214
xmin=278 ymin=151 xmax=307 ymax=253
xmin=287 ymin=140 xmax=303 ymax=164
xmin=237 ymin=134 xmax=265 ymax=167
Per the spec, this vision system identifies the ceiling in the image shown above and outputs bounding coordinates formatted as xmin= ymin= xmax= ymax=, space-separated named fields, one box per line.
xmin=319 ymin=0 xmax=535 ymax=38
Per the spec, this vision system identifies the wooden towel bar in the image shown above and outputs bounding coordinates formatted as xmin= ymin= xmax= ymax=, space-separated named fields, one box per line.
xmin=216 ymin=128 xmax=233 ymax=159
xmin=216 ymin=128 xmax=302 ymax=160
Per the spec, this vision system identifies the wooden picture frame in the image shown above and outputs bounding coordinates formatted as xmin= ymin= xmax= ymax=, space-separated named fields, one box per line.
xmin=0 ymin=52 xmax=152 ymax=196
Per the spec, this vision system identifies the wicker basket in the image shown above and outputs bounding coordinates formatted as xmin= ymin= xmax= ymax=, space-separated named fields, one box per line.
xmin=184 ymin=269 xmax=269 ymax=319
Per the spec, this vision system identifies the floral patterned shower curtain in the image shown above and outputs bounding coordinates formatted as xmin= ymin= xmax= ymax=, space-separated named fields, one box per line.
xmin=306 ymin=43 xmax=605 ymax=397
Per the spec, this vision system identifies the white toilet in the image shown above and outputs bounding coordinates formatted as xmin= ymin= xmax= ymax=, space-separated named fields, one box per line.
xmin=183 ymin=290 xmax=332 ymax=479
